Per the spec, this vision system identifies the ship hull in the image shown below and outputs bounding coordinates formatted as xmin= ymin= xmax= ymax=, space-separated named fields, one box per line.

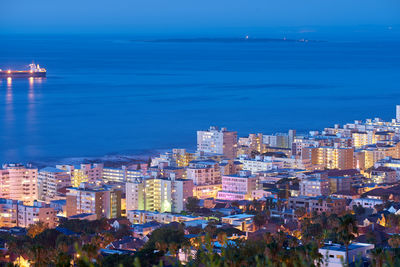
xmin=0 ymin=72 xmax=46 ymax=78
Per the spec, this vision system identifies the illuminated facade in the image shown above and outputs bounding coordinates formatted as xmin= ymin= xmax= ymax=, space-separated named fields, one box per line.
xmin=0 ymin=199 xmax=57 ymax=228
xmin=302 ymin=146 xmax=354 ymax=170
xmin=126 ymin=177 xmax=193 ymax=213
xmin=193 ymin=184 xmax=222 ymax=199
xmin=300 ymin=177 xmax=330 ymax=197
xmin=197 ymin=126 xmax=238 ymax=159
xmin=38 ymin=167 xmax=71 ymax=201
xmin=57 ymin=163 xmax=103 ymax=187
xmin=126 ymin=179 xmax=145 ymax=211
xmin=355 ymin=143 xmax=400 ymax=170
xmin=66 ymin=183 xmax=122 ymax=219
xmin=217 ymin=170 xmax=258 ymax=200
xmin=0 ymin=164 xmax=38 ymax=204
xmin=186 ymin=160 xmax=221 ymax=185
xmin=127 ymin=210 xmax=203 ymax=224
xmin=239 ymin=156 xmax=284 ymax=173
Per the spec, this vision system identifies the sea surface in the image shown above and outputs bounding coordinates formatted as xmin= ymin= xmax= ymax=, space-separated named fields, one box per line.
xmin=0 ymin=35 xmax=399 ymax=163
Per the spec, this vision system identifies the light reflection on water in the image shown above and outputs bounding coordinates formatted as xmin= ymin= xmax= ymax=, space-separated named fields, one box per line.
xmin=0 ymin=38 xmax=399 ymax=163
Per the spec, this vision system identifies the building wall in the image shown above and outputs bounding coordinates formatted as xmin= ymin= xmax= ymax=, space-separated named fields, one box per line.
xmin=0 ymin=164 xmax=38 ymax=204
xmin=197 ymin=126 xmax=237 ymax=159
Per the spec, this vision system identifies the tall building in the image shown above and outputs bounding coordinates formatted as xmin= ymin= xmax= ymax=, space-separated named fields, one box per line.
xmin=197 ymin=126 xmax=237 ymax=159
xmin=263 ymin=130 xmax=296 ymax=149
xmin=126 ymin=179 xmax=145 ymax=211
xmin=66 ymin=183 xmax=122 ymax=219
xmin=396 ymin=105 xmax=400 ymax=122
xmin=0 ymin=199 xmax=57 ymax=228
xmin=102 ymin=166 xmax=127 ymax=183
xmin=302 ymin=146 xmax=354 ymax=170
xmin=38 ymin=167 xmax=71 ymax=201
xmin=57 ymin=163 xmax=103 ymax=187
xmin=126 ymin=177 xmax=193 ymax=213
xmin=0 ymin=164 xmax=38 ymax=204
xmin=217 ymin=170 xmax=258 ymax=200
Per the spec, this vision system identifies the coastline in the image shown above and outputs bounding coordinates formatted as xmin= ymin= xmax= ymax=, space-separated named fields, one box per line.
xmin=28 ymin=148 xmax=169 ymax=169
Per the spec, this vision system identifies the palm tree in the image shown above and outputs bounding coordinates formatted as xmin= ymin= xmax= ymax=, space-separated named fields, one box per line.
xmin=336 ymin=214 xmax=358 ymax=266
xmin=389 ymin=234 xmax=400 ymax=248
xmin=370 ymin=248 xmax=385 ymax=267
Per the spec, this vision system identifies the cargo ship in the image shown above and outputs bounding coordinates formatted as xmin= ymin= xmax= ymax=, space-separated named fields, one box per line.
xmin=0 ymin=64 xmax=46 ymax=78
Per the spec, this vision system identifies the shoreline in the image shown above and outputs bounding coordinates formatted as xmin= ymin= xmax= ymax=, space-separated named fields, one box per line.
xmin=27 ymin=148 xmax=170 ymax=169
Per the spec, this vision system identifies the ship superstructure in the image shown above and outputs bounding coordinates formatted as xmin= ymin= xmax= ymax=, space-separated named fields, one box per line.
xmin=0 ymin=64 xmax=46 ymax=78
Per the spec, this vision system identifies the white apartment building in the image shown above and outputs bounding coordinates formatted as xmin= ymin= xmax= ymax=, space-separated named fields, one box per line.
xmin=197 ymin=126 xmax=237 ymax=159
xmin=126 ymin=179 xmax=145 ymax=211
xmin=38 ymin=167 xmax=71 ymax=201
xmin=319 ymin=243 xmax=374 ymax=267
xmin=239 ymin=156 xmax=284 ymax=173
xmin=0 ymin=164 xmax=38 ymax=204
xmin=299 ymin=177 xmax=330 ymax=197
xmin=126 ymin=177 xmax=193 ymax=213
xmin=127 ymin=210 xmax=202 ymax=224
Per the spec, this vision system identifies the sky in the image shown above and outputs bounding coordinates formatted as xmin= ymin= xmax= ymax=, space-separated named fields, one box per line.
xmin=0 ymin=0 xmax=400 ymax=36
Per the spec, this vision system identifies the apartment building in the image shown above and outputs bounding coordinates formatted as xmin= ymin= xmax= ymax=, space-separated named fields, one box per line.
xmin=299 ymin=177 xmax=330 ymax=197
xmin=0 ymin=164 xmax=38 ymax=204
xmin=57 ymin=163 xmax=103 ymax=187
xmin=0 ymin=198 xmax=57 ymax=228
xmin=288 ymin=196 xmax=347 ymax=215
xmin=66 ymin=183 xmax=122 ymax=219
xmin=38 ymin=167 xmax=71 ymax=201
xmin=187 ymin=160 xmax=222 ymax=186
xmin=217 ymin=170 xmax=258 ymax=200
xmin=127 ymin=210 xmax=202 ymax=224
xmin=126 ymin=177 xmax=193 ymax=213
xmin=302 ymin=146 xmax=354 ymax=170
xmin=197 ymin=126 xmax=237 ymax=159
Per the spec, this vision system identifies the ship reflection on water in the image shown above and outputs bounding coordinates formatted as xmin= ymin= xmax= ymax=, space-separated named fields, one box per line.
xmin=1 ymin=77 xmax=45 ymax=160
xmin=3 ymin=77 xmax=45 ymax=103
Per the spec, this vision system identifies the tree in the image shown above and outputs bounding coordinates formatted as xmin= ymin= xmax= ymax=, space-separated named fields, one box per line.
xmin=27 ymin=222 xmax=48 ymax=238
xmin=294 ymin=207 xmax=306 ymax=218
xmin=186 ymin=197 xmax=200 ymax=213
xmin=370 ymin=248 xmax=385 ymax=267
xmin=352 ymin=204 xmax=365 ymax=215
xmin=336 ymin=214 xmax=358 ymax=266
xmin=253 ymin=213 xmax=267 ymax=230
xmin=389 ymin=234 xmax=400 ymax=248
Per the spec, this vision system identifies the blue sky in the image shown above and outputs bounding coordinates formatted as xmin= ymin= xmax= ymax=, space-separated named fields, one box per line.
xmin=1 ymin=0 xmax=399 ymax=35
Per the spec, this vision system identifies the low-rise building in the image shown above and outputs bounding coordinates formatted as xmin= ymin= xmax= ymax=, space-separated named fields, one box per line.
xmin=299 ymin=177 xmax=330 ymax=197
xmin=366 ymin=166 xmax=397 ymax=184
xmin=319 ymin=242 xmax=374 ymax=267
xmin=0 ymin=198 xmax=57 ymax=228
xmin=221 ymin=214 xmax=254 ymax=232
xmin=217 ymin=170 xmax=258 ymax=201
xmin=127 ymin=210 xmax=202 ymax=224
xmin=288 ymin=196 xmax=347 ymax=215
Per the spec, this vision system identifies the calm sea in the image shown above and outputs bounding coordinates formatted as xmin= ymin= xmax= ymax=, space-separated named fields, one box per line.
xmin=0 ymin=36 xmax=399 ymax=163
